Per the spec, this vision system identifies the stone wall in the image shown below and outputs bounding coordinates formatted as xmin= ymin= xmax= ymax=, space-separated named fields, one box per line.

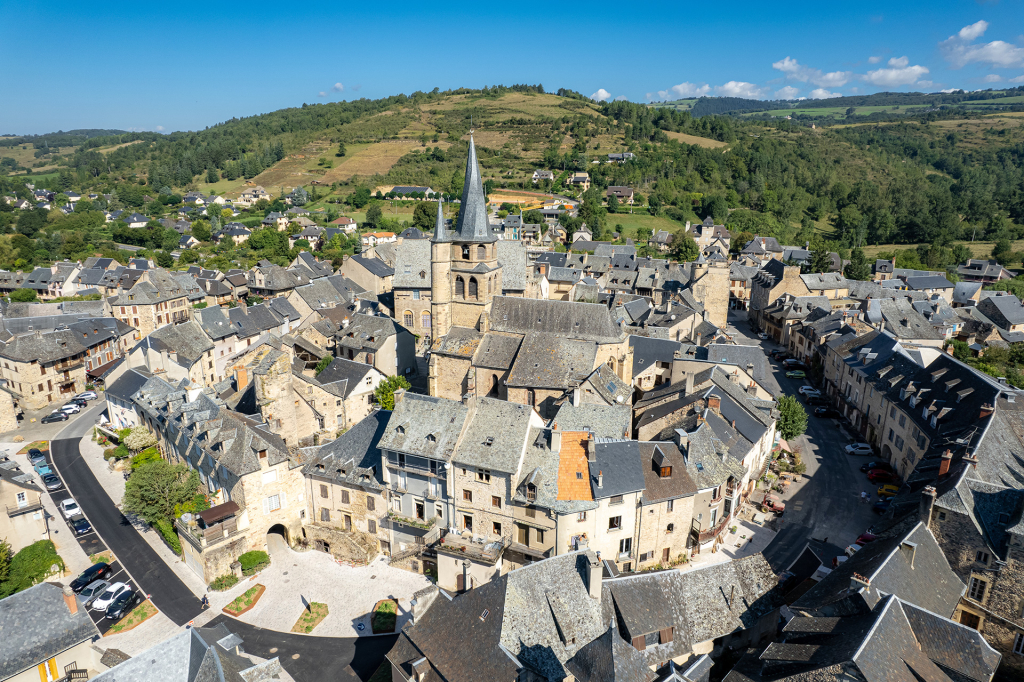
xmin=0 ymin=389 xmax=19 ymax=432
xmin=307 ymin=476 xmax=389 ymax=545
xmin=428 ymin=354 xmax=472 ymax=400
xmin=635 ymin=495 xmax=696 ymax=569
xmin=301 ymin=524 xmax=379 ymax=565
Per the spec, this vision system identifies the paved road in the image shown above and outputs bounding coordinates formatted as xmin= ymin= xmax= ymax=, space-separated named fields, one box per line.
xmin=728 ymin=315 xmax=878 ymax=572
xmin=49 ymin=408 xmax=203 ymax=626
xmin=205 ymin=615 xmax=398 ymax=682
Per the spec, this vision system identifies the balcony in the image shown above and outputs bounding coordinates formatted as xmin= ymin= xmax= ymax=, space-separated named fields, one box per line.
xmin=7 ymin=501 xmax=44 ymax=517
xmin=175 ymin=501 xmax=243 ymax=550
xmin=53 ymin=359 xmax=84 ymax=372
xmin=617 ymin=550 xmax=634 ymax=563
xmin=436 ymin=531 xmax=511 ymax=564
xmin=694 ymin=512 xmax=733 ymax=544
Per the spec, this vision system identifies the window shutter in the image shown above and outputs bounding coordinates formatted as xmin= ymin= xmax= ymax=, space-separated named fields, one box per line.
xmin=280 ymin=491 xmax=287 ymax=508
xmin=263 ymin=497 xmax=270 ymax=515
xmin=660 ymin=627 xmax=673 ymax=644
xmin=631 ymin=636 xmax=646 ymax=651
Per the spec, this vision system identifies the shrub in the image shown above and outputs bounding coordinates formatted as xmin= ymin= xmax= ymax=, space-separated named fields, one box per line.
xmin=153 ymin=519 xmax=182 ymax=556
xmin=0 ymin=540 xmax=64 ymax=597
xmin=238 ymin=550 xmax=270 ymax=575
xmin=209 ymin=574 xmax=239 ymax=591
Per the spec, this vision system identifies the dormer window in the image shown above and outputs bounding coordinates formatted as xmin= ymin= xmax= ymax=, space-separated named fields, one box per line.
xmin=397 ymin=425 xmax=405 ymax=435
xmin=317 ymin=464 xmax=325 ymax=472
xmin=526 ymin=483 xmax=537 ymax=501
xmin=659 ymin=465 xmax=672 ymax=478
xmin=258 ymin=449 xmax=267 ymax=459
xmin=426 ymin=434 xmax=436 ymax=443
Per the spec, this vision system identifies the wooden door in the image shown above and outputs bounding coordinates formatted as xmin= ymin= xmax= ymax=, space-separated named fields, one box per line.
xmin=517 ymin=524 xmax=528 ymax=545
xmin=662 ymin=548 xmax=670 ymax=564
xmin=456 ymin=573 xmax=465 ymax=592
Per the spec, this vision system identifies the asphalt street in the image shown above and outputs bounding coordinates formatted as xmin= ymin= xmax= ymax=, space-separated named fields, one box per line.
xmin=726 ymin=313 xmax=879 ymax=572
xmin=49 ymin=404 xmax=204 ymax=626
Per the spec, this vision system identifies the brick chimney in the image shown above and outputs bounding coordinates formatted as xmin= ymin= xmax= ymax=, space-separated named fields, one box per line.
xmin=585 ymin=550 xmax=602 ymax=601
xmin=850 ymin=572 xmax=871 ymax=594
xmin=62 ymin=585 xmax=78 ymax=615
xmin=708 ymin=394 xmax=721 ymax=415
xmin=920 ymin=486 xmax=937 ymax=525
xmin=938 ymin=450 xmax=952 ymax=477
xmin=980 ymin=403 xmax=994 ymax=419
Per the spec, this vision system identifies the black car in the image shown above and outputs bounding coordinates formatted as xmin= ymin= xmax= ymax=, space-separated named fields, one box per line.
xmin=105 ymin=588 xmax=141 ymax=621
xmin=41 ymin=412 xmax=69 ymax=424
xmin=69 ymin=562 xmax=112 ymax=593
xmin=806 ymin=396 xmax=829 ymax=406
xmin=860 ymin=461 xmax=896 ymax=474
xmin=28 ymin=449 xmax=46 ymax=465
xmin=814 ymin=407 xmax=840 ymax=418
xmin=41 ymin=473 xmax=63 ymax=491
xmin=68 ymin=398 xmax=88 ymax=407
xmin=71 ymin=517 xmax=92 ymax=535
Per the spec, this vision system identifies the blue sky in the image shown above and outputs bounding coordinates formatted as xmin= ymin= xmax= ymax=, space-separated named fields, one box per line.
xmin=1 ymin=0 xmax=1022 ymax=134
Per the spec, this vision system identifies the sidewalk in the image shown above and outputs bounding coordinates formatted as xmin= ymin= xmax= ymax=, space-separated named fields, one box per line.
xmin=682 ymin=514 xmax=777 ymax=573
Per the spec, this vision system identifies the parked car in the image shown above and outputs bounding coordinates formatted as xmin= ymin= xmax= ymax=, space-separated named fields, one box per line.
xmin=807 ymin=396 xmax=829 ymax=406
xmin=79 ymin=579 xmax=110 ymax=608
xmin=814 ymin=407 xmax=841 ymax=418
xmin=783 ymin=359 xmax=806 ymax=369
xmin=41 ymin=412 xmax=68 ymax=424
xmin=69 ymin=562 xmax=112 ymax=593
xmin=859 ymin=461 xmax=894 ymax=473
xmin=845 ymin=443 xmax=873 ymax=456
xmin=28 ymin=448 xmax=46 ymax=465
xmin=33 ymin=461 xmax=52 ymax=476
xmin=867 ymin=470 xmax=899 ymax=484
xmin=71 ymin=517 xmax=92 ymax=535
xmin=59 ymin=404 xmax=81 ymax=414
xmin=75 ymin=391 xmax=98 ymax=401
xmin=845 ymin=544 xmax=862 ymax=558
xmin=41 ymin=473 xmax=62 ymax=491
xmin=873 ymin=499 xmax=892 ymax=514
xmin=798 ymin=386 xmax=820 ymax=395
xmin=91 ymin=582 xmax=130 ymax=612
xmin=877 ymin=484 xmax=900 ymax=498
xmin=68 ymin=398 xmax=88 ymax=408
xmin=762 ymin=493 xmax=786 ymax=513
xmin=856 ymin=533 xmax=878 ymax=546
xmin=105 ymin=588 xmax=142 ymax=621
xmin=60 ymin=499 xmax=81 ymax=518
xmin=786 ymin=370 xmax=806 ymax=379
xmin=757 ymin=332 xmax=768 ymax=340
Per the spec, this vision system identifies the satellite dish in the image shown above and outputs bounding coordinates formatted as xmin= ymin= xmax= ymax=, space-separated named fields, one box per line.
xmin=181 ymin=513 xmax=194 ymax=523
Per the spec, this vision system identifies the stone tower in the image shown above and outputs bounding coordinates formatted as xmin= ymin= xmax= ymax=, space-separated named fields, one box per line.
xmin=431 ymin=134 xmax=502 ymax=333
xmin=690 ymin=252 xmax=730 ymax=330
xmin=430 ymin=198 xmax=453 ymax=339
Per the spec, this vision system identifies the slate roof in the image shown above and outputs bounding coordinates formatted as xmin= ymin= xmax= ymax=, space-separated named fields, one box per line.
xmin=588 ymin=440 xmax=646 ymax=499
xmin=453 ymin=397 xmax=537 ymax=473
xmin=800 ymin=272 xmax=847 ymax=290
xmin=977 ymin=292 xmax=1024 ymax=329
xmin=0 ymin=582 xmax=100 ymax=679
xmin=349 ymin=254 xmax=394 ymax=278
xmin=104 ymin=367 xmax=152 ymax=403
xmin=473 ymin=332 xmax=522 ymax=370
xmin=507 ymin=332 xmax=597 ymax=390
xmin=904 ymin=275 xmax=954 ymax=291
xmin=143 ymin=320 xmax=214 ymax=366
xmin=952 ymin=281 xmax=982 ymax=306
xmin=496 ymin=239 xmax=528 ymax=291
xmin=379 ymin=393 xmax=469 ymax=460
xmin=302 ymin=409 xmax=389 ymax=490
xmin=454 ymin=136 xmax=495 ymax=243
xmin=706 ymin=344 xmax=781 ymax=397
xmin=637 ymin=441 xmax=698 ymax=504
xmin=392 ymin=239 xmax=432 ymax=288
xmin=565 ymin=621 xmax=656 ymax=682
xmin=110 ymin=270 xmax=189 ymax=306
xmin=311 ymin=357 xmax=379 ymax=399
xmin=0 ymin=318 xmax=132 ymax=363
xmin=741 ymin=236 xmax=784 ymax=254
xmin=490 ymin=296 xmax=625 ymax=344
xmin=552 ymin=402 xmax=631 ymax=439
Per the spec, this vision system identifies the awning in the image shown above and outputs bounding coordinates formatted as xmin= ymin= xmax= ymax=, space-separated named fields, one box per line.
xmin=197 ymin=501 xmax=240 ymax=525
xmin=88 ymin=358 xmax=121 ymax=378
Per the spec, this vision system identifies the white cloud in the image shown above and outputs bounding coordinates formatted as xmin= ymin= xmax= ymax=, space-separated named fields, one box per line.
xmin=941 ymin=20 xmax=1024 ymax=68
xmin=351 ymin=84 xmax=362 ymax=91
xmin=809 ymin=88 xmax=842 ymax=99
xmin=614 ymin=95 xmax=629 ymax=101
xmin=888 ymin=56 xmax=909 ymax=68
xmin=715 ymin=81 xmax=768 ymax=98
xmin=863 ymin=62 xmax=930 ymax=86
xmin=867 ymin=56 xmax=882 ymax=64
xmin=917 ymin=80 xmax=934 ymax=88
xmin=940 ymin=88 xmax=961 ymax=93
xmin=155 ymin=125 xmax=165 ymax=132
xmin=772 ymin=56 xmax=852 ymax=87
xmin=1010 ymin=75 xmax=1024 ymax=83
xmin=590 ymin=88 xmax=612 ymax=102
xmin=318 ymin=91 xmax=327 ymax=97
xmin=775 ymin=85 xmax=801 ymax=99
xmin=332 ymin=82 xmax=344 ymax=92
xmin=983 ymin=74 xmax=1004 ymax=82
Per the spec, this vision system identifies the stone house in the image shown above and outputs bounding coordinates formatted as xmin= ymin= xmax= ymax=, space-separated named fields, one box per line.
xmin=633 ymin=441 xmax=697 ymax=570
xmin=110 ymin=269 xmax=193 ymax=339
xmin=390 ymin=238 xmax=435 ymax=342
xmin=0 ymin=459 xmax=48 ymax=553
xmin=302 ymin=410 xmax=391 ymax=562
xmin=335 ymin=313 xmax=416 ymax=377
xmin=247 ymin=260 xmax=310 ymax=299
xmin=127 ymin=320 xmax=217 ymax=388
xmin=336 ymin=254 xmax=394 ymax=295
xmin=748 ymin=259 xmax=810 ymax=333
xmin=103 ymin=367 xmax=151 ymax=430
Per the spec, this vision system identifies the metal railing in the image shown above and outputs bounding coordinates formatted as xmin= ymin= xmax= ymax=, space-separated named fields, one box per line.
xmin=696 ymin=513 xmax=733 ymax=544
xmin=6 ymin=501 xmax=43 ymax=517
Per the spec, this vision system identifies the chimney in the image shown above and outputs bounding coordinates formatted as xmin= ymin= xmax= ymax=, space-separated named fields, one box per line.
xmin=393 ymin=387 xmax=406 ymax=404
xmin=234 ymin=367 xmax=248 ymax=391
xmin=695 ymin=331 xmax=702 ymax=347
xmin=585 ymin=550 xmax=602 ymax=600
xmin=586 ymin=436 xmax=596 ymax=463
xmin=550 ymin=429 xmax=562 ymax=453
xmin=747 ymin=381 xmax=757 ymax=396
xmin=938 ymin=450 xmax=952 ymax=477
xmin=684 ymin=371 xmax=694 ymax=395
xmin=708 ymin=394 xmax=721 ymax=415
xmin=746 ymin=362 xmax=754 ymax=375
xmin=598 ymin=470 xmax=603 ymax=489
xmin=675 ymin=429 xmax=689 ymax=454
xmin=850 ymin=572 xmax=871 ymax=594
xmin=412 ymin=658 xmax=430 ymax=682
xmin=900 ymin=541 xmax=918 ymax=568
xmin=62 ymin=585 xmax=78 ymax=615
xmin=238 ymin=298 xmax=247 ymax=313
xmin=666 ymin=301 xmax=672 ymax=314
xmin=920 ymin=486 xmax=937 ymax=525
xmin=729 ymin=371 xmax=739 ymax=384
xmin=980 ymin=403 xmax=994 ymax=420
xmin=963 ymin=453 xmax=979 ymax=468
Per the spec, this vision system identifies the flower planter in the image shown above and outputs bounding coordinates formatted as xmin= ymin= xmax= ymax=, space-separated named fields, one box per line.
xmin=223 ymin=584 xmax=266 ymax=617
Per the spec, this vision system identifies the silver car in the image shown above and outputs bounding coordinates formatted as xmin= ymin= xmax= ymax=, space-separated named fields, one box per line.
xmin=79 ymin=579 xmax=110 ymax=608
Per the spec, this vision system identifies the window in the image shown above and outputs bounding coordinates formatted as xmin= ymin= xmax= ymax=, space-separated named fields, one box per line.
xmin=368 ymin=519 xmax=376 ymax=534
xmin=16 ymin=492 xmax=26 ymax=507
xmin=667 ymin=523 xmax=675 ymax=533
xmin=890 ymin=406 xmax=896 ymax=419
xmin=610 ymin=495 xmax=624 ymax=505
xmin=422 ymin=311 xmax=431 ymax=328
xmin=320 ymin=507 xmax=330 ymax=522
xmin=608 ymin=516 xmax=622 ymax=530
xmin=319 ymin=484 xmax=328 ymax=498
xmin=888 ymin=429 xmax=894 ymax=443
xmin=667 ymin=499 xmax=674 ymax=512
xmin=618 ymin=538 xmax=632 ymax=555
xmin=341 ymin=490 xmax=350 ymax=504
xmin=976 ymin=551 xmax=990 ymax=565
xmin=899 ymin=414 xmax=906 ymax=428
xmin=536 ymin=529 xmax=545 ymax=543
xmin=577 ymin=511 xmax=587 ymax=522
xmin=525 ymin=506 xmax=536 ymax=518
xmin=895 ymin=436 xmax=904 ymax=452
xmin=968 ymin=577 xmax=987 ymax=601
xmin=493 ymin=521 xmax=502 ymax=535
xmin=367 ymin=496 xmax=375 ymax=511
xmin=258 ymin=449 xmax=267 ymax=459
xmin=1014 ymin=633 xmax=1024 ymax=656
xmin=469 ymin=277 xmax=478 ymax=298
xmin=403 ymin=311 xmax=413 ymax=327
xmin=265 ymin=495 xmax=281 ymax=512
xmin=455 ymin=276 xmax=465 ymax=297
xmin=491 ymin=495 xmax=501 ymax=509
xmin=476 ymin=469 xmax=491 ymax=483
xmin=463 ymin=514 xmax=473 ymax=531
xmin=937 ymin=511 xmax=946 ymax=521
xmin=463 ymin=490 xmax=472 ymax=502
xmin=412 ymin=290 xmax=420 ymax=300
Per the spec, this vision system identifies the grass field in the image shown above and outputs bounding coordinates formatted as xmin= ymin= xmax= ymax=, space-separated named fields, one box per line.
xmin=663 ymin=130 xmax=729 ymax=149
xmin=859 ymin=240 xmax=1024 ymax=259
xmin=421 ymin=92 xmax=603 ymax=120
xmin=324 ymin=140 xmax=438 ymax=182
xmin=603 ymin=212 xmax=688 ymax=239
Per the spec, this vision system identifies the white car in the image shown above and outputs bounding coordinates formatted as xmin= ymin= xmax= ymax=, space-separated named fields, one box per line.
xmin=75 ymin=391 xmax=98 ymax=401
xmin=60 ymin=404 xmax=81 ymax=414
xmin=845 ymin=443 xmax=873 ymax=456
xmin=79 ymin=579 xmax=110 ymax=607
xmin=91 ymin=582 xmax=130 ymax=611
xmin=60 ymin=499 xmax=81 ymax=518
xmin=798 ymin=386 xmax=821 ymax=396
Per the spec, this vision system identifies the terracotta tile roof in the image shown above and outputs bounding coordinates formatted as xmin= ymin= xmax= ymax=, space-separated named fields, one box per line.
xmin=556 ymin=431 xmax=594 ymax=501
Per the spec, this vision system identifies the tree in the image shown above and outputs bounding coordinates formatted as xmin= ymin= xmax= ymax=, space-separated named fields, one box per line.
xmin=648 ymin=193 xmax=663 ymax=216
xmin=702 ymin=194 xmax=729 ymax=223
xmin=350 ymin=187 xmax=372 ymax=208
xmin=337 ymin=142 xmax=347 ymax=157
xmin=845 ymin=247 xmax=872 ymax=281
xmin=808 ymin=246 xmax=833 ymax=273
xmin=607 ymin=193 xmax=619 ymax=214
xmin=669 ymin=232 xmax=700 ymax=262
xmin=0 ymin=538 xmax=10 ymax=585
xmin=993 ymin=238 xmax=1014 ymax=265
xmin=365 ymin=203 xmax=383 ymax=227
xmin=124 ymin=425 xmax=158 ymax=453
xmin=206 ymin=168 xmax=219 ymax=183
xmin=155 ymin=250 xmax=174 ymax=268
xmin=412 ymin=201 xmax=435 ymax=229
xmin=191 ymin=220 xmax=212 ymax=242
xmin=9 ymin=288 xmax=36 ymax=302
xmin=122 ymin=459 xmax=201 ymax=525
xmin=777 ymin=395 xmax=808 ymax=440
xmin=314 ymin=356 xmax=332 ymax=376
xmin=290 ymin=186 xmax=309 ymax=206
xmin=374 ymin=375 xmax=412 ymax=410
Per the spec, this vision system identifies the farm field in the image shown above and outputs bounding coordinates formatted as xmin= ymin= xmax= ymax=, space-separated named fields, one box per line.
xmin=859 ymin=241 xmax=1024 ymax=260
xmin=663 ymin=130 xmax=729 ymax=148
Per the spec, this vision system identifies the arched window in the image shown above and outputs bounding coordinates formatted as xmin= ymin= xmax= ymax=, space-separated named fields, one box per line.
xmin=422 ymin=311 xmax=431 ymax=328
xmin=477 ymin=244 xmax=487 ymax=260
xmin=527 ymin=389 xmax=535 ymax=407
xmin=489 ymin=374 xmax=500 ymax=397
xmin=403 ymin=311 xmax=414 ymax=327
xmin=488 ymin=278 xmax=493 ymax=293
xmin=469 ymin=277 xmax=478 ymax=299
xmin=462 ymin=246 xmax=470 ymax=260
xmin=455 ymin=276 xmax=465 ymax=297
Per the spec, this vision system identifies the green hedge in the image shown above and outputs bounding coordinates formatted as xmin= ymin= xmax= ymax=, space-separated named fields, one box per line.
xmin=209 ymin=574 xmax=239 ymax=591
xmin=238 ymin=550 xmax=270 ymax=575
xmin=0 ymin=540 xmax=64 ymax=598
xmin=154 ymin=519 xmax=182 ymax=555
